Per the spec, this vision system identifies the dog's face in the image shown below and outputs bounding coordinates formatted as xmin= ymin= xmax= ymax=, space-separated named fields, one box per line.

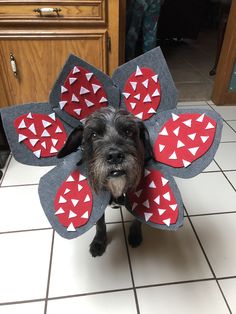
xmin=58 ymin=107 xmax=152 ymax=198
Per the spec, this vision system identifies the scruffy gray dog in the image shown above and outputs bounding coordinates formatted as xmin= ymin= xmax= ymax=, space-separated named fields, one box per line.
xmin=58 ymin=107 xmax=153 ymax=257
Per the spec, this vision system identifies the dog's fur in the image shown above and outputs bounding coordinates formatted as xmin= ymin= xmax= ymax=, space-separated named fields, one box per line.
xmin=58 ymin=107 xmax=153 ymax=257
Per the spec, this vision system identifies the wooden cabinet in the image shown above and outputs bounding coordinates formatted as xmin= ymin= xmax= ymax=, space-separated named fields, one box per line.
xmin=0 ymin=0 xmax=125 ymax=108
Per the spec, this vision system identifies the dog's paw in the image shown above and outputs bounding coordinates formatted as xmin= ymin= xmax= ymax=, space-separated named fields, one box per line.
xmin=89 ymin=238 xmax=107 ymax=257
xmin=128 ymin=231 xmax=143 ymax=248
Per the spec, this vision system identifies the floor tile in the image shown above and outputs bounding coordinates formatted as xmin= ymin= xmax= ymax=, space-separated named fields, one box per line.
xmin=0 ymin=154 xmax=11 ymax=185
xmin=1 ymin=157 xmax=54 ymax=186
xmin=219 ymin=278 xmax=236 ymax=314
xmin=176 ymin=82 xmax=213 ymax=102
xmin=211 ymin=105 xmax=236 ymax=121
xmin=49 ymin=223 xmax=132 ymax=297
xmin=224 ymin=171 xmax=236 ymax=190
xmin=227 ymin=120 xmax=236 ymax=131
xmin=0 ymin=301 xmax=45 ymax=314
xmin=0 ymin=185 xmax=51 ymax=232
xmin=214 ymin=143 xmax=236 ymax=170
xmin=47 ymin=290 xmax=137 ymax=314
xmin=0 ymin=230 xmax=52 ymax=303
xmin=127 ymin=218 xmax=212 ymax=286
xmin=202 ymin=160 xmax=220 ymax=172
xmin=221 ymin=121 xmax=236 ymax=142
xmin=191 ymin=213 xmax=236 ymax=278
xmin=105 ymin=205 xmax=122 ymax=223
xmin=137 ymin=281 xmax=230 ymax=314
xmin=175 ymin=172 xmax=236 ymax=215
xmin=177 ymin=101 xmax=209 ymax=107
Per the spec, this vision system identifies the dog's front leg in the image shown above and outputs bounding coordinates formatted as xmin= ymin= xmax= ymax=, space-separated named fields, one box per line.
xmin=90 ymin=214 xmax=107 ymax=257
xmin=128 ymin=220 xmax=143 ymax=248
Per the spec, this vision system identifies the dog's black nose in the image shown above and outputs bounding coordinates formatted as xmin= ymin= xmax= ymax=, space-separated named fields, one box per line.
xmin=106 ymin=150 xmax=124 ymax=164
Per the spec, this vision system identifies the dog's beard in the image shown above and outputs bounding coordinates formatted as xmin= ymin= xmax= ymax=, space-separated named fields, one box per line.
xmin=88 ymin=154 xmax=143 ymax=198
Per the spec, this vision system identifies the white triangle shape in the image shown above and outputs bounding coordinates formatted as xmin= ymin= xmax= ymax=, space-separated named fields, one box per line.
xmin=159 ymin=127 xmax=168 ymax=136
xmin=143 ymin=94 xmax=151 ymax=103
xmin=170 ymin=204 xmax=177 ymax=211
xmin=55 ymin=126 xmax=62 ymax=133
xmin=33 ymin=150 xmax=41 ymax=158
xmin=74 ymin=109 xmax=82 ymax=116
xmin=152 ymin=74 xmax=158 ymax=83
xmin=130 ymin=102 xmax=136 ymax=109
xmin=78 ymin=184 xmax=83 ymax=191
xmin=48 ymin=113 xmax=56 ymax=121
xmin=148 ymin=108 xmax=156 ymax=114
xmin=163 ymin=218 xmax=171 ymax=226
xmin=18 ymin=134 xmax=27 ymax=142
xmin=132 ymin=202 xmax=138 ymax=211
xmin=135 ymin=112 xmax=143 ymax=119
xmin=59 ymin=101 xmax=67 ymax=109
xmin=99 ymin=97 xmax=108 ymax=103
xmin=80 ymin=86 xmax=90 ymax=95
xmin=52 ymin=138 xmax=58 ymax=146
xmin=71 ymin=94 xmax=79 ymax=102
xmin=130 ymin=81 xmax=137 ymax=91
xmin=73 ymin=66 xmax=80 ymax=74
xmin=161 ymin=177 xmax=169 ymax=186
xmin=84 ymin=194 xmax=91 ymax=203
xmin=55 ymin=207 xmax=65 ymax=215
xmin=144 ymin=212 xmax=153 ymax=222
xmin=50 ymin=146 xmax=58 ymax=153
xmin=188 ymin=133 xmax=197 ymax=140
xmin=143 ymin=199 xmax=150 ymax=208
xmin=86 ymin=72 xmax=93 ymax=81
xmin=69 ymin=210 xmax=77 ymax=218
xmin=59 ymin=196 xmax=67 ymax=203
xmin=206 ymin=122 xmax=215 ymax=130
xmin=154 ymin=195 xmax=160 ymax=205
xmin=172 ymin=113 xmax=179 ymax=121
xmin=189 ymin=147 xmax=199 ymax=156
xmin=159 ymin=144 xmax=165 ymax=152
xmin=27 ymin=112 xmax=33 ymax=119
xmin=81 ymin=211 xmax=89 ymax=219
xmin=42 ymin=120 xmax=52 ymax=128
xmin=169 ymin=151 xmax=177 ymax=160
xmin=61 ymin=86 xmax=68 ymax=93
xmin=64 ymin=188 xmax=70 ymax=195
xmin=66 ymin=175 xmax=74 ymax=182
xmin=29 ymin=139 xmax=39 ymax=147
xmin=79 ymin=174 xmax=86 ymax=181
xmin=122 ymin=92 xmax=130 ymax=99
xmin=158 ymin=209 xmax=166 ymax=216
xmin=144 ymin=169 xmax=151 ymax=176
xmin=85 ymin=99 xmax=94 ymax=107
xmin=67 ymin=222 xmax=76 ymax=232
xmin=196 ymin=113 xmax=205 ymax=122
xmin=177 ymin=140 xmax=185 ymax=148
xmin=142 ymin=79 xmax=149 ymax=88
xmin=41 ymin=141 xmax=46 ymax=149
xmin=41 ymin=129 xmax=50 ymax=137
xmin=29 ymin=123 xmax=37 ymax=135
xmin=135 ymin=66 xmax=143 ymax=76
xmin=183 ymin=119 xmax=192 ymax=127
xmin=149 ymin=181 xmax=156 ymax=188
xmin=92 ymin=84 xmax=101 ymax=94
xmin=71 ymin=199 xmax=79 ymax=207
xmin=134 ymin=93 xmax=141 ymax=100
xmin=183 ymin=159 xmax=191 ymax=167
xmin=69 ymin=77 xmax=77 ymax=85
xmin=135 ymin=189 xmax=142 ymax=197
xmin=201 ymin=136 xmax=209 ymax=143
xmin=163 ymin=192 xmax=171 ymax=201
xmin=173 ymin=127 xmax=180 ymax=136
xmin=152 ymin=89 xmax=160 ymax=97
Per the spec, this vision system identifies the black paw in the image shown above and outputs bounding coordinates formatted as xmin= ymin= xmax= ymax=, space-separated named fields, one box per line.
xmin=89 ymin=238 xmax=107 ymax=257
xmin=128 ymin=231 xmax=143 ymax=248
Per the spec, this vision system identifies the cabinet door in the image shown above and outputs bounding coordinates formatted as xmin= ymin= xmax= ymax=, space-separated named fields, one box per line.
xmin=0 ymin=31 xmax=107 ymax=107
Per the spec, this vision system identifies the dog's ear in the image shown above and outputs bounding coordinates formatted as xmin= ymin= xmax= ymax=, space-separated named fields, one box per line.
xmin=137 ymin=121 xmax=153 ymax=161
xmin=57 ymin=124 xmax=84 ymax=158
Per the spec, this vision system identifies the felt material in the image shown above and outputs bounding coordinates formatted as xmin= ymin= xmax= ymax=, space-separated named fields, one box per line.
xmin=39 ymin=151 xmax=110 ymax=239
xmin=0 ymin=103 xmax=72 ymax=166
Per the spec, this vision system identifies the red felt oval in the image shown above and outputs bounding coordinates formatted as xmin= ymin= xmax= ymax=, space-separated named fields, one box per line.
xmin=128 ymin=169 xmax=179 ymax=226
xmin=54 ymin=170 xmax=93 ymax=230
xmin=60 ymin=66 xmax=108 ymax=121
xmin=123 ymin=67 xmax=161 ymax=121
xmin=14 ymin=113 xmax=67 ymax=158
xmin=154 ymin=113 xmax=217 ymax=168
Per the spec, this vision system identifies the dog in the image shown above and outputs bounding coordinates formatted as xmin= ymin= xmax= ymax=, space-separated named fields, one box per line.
xmin=57 ymin=107 xmax=153 ymax=257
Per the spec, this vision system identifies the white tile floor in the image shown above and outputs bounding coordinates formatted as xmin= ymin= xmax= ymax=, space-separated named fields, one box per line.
xmin=0 ymin=101 xmax=236 ymax=314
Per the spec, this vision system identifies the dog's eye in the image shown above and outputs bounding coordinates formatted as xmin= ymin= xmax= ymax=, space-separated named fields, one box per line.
xmin=91 ymin=132 xmax=97 ymax=139
xmin=124 ymin=129 xmax=133 ymax=137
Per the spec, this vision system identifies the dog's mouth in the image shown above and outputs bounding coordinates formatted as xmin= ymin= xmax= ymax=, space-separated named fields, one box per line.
xmin=109 ymin=170 xmax=126 ymax=177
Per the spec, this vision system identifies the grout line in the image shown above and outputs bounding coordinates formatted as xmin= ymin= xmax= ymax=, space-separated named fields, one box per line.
xmin=213 ymin=159 xmax=236 ymax=193
xmin=44 ymin=230 xmax=55 ymax=314
xmin=0 ymin=183 xmax=39 ymax=188
xmin=0 ymin=298 xmax=46 ymax=307
xmin=0 ymin=227 xmax=53 ymax=235
xmin=120 ymin=207 xmax=140 ymax=314
xmin=0 ymin=154 xmax=12 ymax=187
xmin=188 ymin=211 xmax=236 ymax=218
